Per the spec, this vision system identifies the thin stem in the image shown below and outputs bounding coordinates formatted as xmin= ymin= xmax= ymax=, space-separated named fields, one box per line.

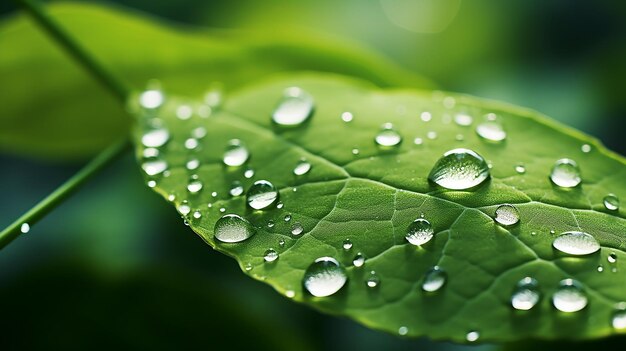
xmin=0 ymin=140 xmax=130 ymax=249
xmin=16 ymin=0 xmax=130 ymax=101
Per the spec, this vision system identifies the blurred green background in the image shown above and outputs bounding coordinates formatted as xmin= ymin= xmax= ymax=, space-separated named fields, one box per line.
xmin=0 ymin=1 xmax=624 ymax=350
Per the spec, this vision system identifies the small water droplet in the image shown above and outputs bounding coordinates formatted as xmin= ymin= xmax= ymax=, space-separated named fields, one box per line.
xmin=142 ymin=159 xmax=168 ymax=176
xmin=284 ymin=214 xmax=292 ymax=222
xmin=186 ymin=158 xmax=200 ymax=170
xmin=267 ymin=220 xmax=275 ymax=228
xmin=398 ymin=326 xmax=408 ymax=336
xmin=511 ymin=277 xmax=540 ymax=311
xmin=167 ymin=194 xmax=176 ymax=202
xmin=20 ymin=223 xmax=30 ymax=234
xmin=294 ymin=159 xmax=312 ymax=176
xmin=184 ymin=138 xmax=199 ymax=150
xmin=177 ymin=201 xmax=191 ymax=216
xmin=219 ymin=207 xmax=226 ymax=213
xmin=454 ymin=113 xmax=473 ymax=126
xmin=278 ymin=239 xmax=285 ymax=247
xmin=143 ymin=148 xmax=159 ymax=158
xmin=342 ymin=239 xmax=353 ymax=251
xmin=476 ymin=121 xmax=506 ymax=142
xmin=214 ymin=214 xmax=256 ymax=243
xmin=303 ymin=257 xmax=347 ymax=297
xmin=552 ymin=279 xmax=587 ymax=312
xmin=612 ymin=308 xmax=626 ymax=331
xmin=466 ymin=331 xmax=479 ymax=342
xmin=176 ymin=104 xmax=193 ymax=120
xmin=422 ymin=266 xmax=447 ymax=292
xmin=211 ymin=191 xmax=218 ymax=198
xmin=552 ymin=231 xmax=600 ymax=255
xmin=191 ymin=126 xmax=207 ymax=139
xmin=285 ymin=290 xmax=295 ymax=298
xmin=494 ymin=204 xmax=520 ymax=226
xmin=272 ymin=87 xmax=314 ymax=126
xmin=428 ymin=148 xmax=490 ymax=190
xmin=139 ymin=89 xmax=164 ymax=109
xmin=229 ymin=181 xmax=244 ymax=197
xmin=427 ymin=131 xmax=437 ymax=140
xmin=247 ymin=180 xmax=278 ymax=210
xmin=366 ymin=271 xmax=380 ymax=288
xmin=598 ymin=265 xmax=604 ymax=272
xmin=223 ymin=139 xmax=249 ymax=167
xmin=187 ymin=179 xmax=203 ymax=194
xmin=244 ymin=168 xmax=255 ymax=178
xmin=608 ymin=252 xmax=617 ymax=263
xmin=420 ymin=112 xmax=432 ymax=122
xmin=244 ymin=263 xmax=253 ymax=271
xmin=604 ymin=194 xmax=620 ymax=211
xmin=341 ymin=111 xmax=353 ymax=122
xmin=413 ymin=137 xmax=423 ymax=145
xmin=550 ymin=158 xmax=581 ymax=188
xmin=353 ymin=253 xmax=365 ymax=267
xmin=405 ymin=218 xmax=434 ymax=246
xmin=374 ymin=123 xmax=402 ymax=147
xmin=581 ymin=144 xmax=592 ymax=153
xmin=141 ymin=128 xmax=170 ymax=148
xmin=351 ymin=148 xmax=360 ymax=155
xmin=276 ymin=202 xmax=284 ymax=209
xmin=147 ymin=180 xmax=156 ymax=188
xmin=264 ymin=249 xmax=279 ymax=263
xmin=455 ymin=134 xmax=464 ymax=141
xmin=192 ymin=210 xmax=202 ymax=219
xmin=291 ymin=222 xmax=304 ymax=236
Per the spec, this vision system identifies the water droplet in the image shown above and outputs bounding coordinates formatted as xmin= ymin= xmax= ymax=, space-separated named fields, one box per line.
xmin=186 ymin=158 xmax=200 ymax=170
xmin=191 ymin=126 xmax=207 ymax=139
xmin=341 ymin=111 xmax=353 ymax=122
xmin=284 ymin=214 xmax=292 ymax=222
xmin=351 ymin=148 xmax=360 ymax=155
xmin=214 ymin=214 xmax=256 ymax=243
xmin=398 ymin=326 xmax=408 ymax=336
xmin=244 ymin=168 xmax=255 ymax=178
xmin=276 ymin=202 xmax=284 ymax=209
xmin=405 ymin=218 xmax=434 ymax=246
xmin=552 ymin=279 xmax=587 ymax=312
xmin=550 ymin=159 xmax=581 ymax=188
xmin=511 ymin=277 xmax=540 ymax=311
xmin=428 ymin=148 xmax=490 ymax=190
xmin=244 ymin=263 xmax=253 ymax=271
xmin=598 ymin=265 xmax=604 ymax=272
xmin=366 ymin=271 xmax=380 ymax=288
xmin=143 ymin=148 xmax=159 ymax=158
xmin=494 ymin=204 xmax=520 ymax=226
xmin=552 ymin=231 xmax=600 ymax=255
xmin=139 ymin=89 xmax=164 ymax=109
xmin=375 ymin=123 xmax=402 ymax=147
xmin=454 ymin=113 xmax=473 ymax=126
xmin=176 ymin=105 xmax=193 ymax=120
xmin=515 ymin=164 xmax=526 ymax=174
xmin=604 ymin=194 xmax=620 ymax=211
xmin=147 ymin=180 xmax=156 ymax=188
xmin=247 ymin=180 xmax=278 ymax=210
xmin=192 ymin=210 xmax=202 ymax=219
xmin=211 ymin=191 xmax=218 ymax=198
xmin=142 ymin=159 xmax=168 ymax=176
xmin=167 ymin=194 xmax=176 ymax=202
xmin=278 ymin=239 xmax=285 ymax=247
xmin=420 ymin=112 xmax=432 ymax=122
xmin=476 ymin=121 xmax=506 ymax=142
xmin=141 ymin=128 xmax=170 ymax=148
xmin=422 ymin=266 xmax=446 ymax=292
xmin=612 ymin=308 xmax=626 ymax=331
xmin=223 ymin=139 xmax=249 ymax=167
xmin=466 ymin=331 xmax=480 ymax=342
xmin=291 ymin=222 xmax=304 ymax=236
xmin=303 ymin=257 xmax=347 ymax=297
xmin=177 ymin=201 xmax=191 ymax=216
xmin=427 ymin=131 xmax=437 ymax=140
xmin=229 ymin=181 xmax=244 ymax=197
xmin=455 ymin=134 xmax=464 ymax=141
xmin=294 ymin=159 xmax=312 ymax=176
xmin=353 ymin=253 xmax=365 ymax=267
xmin=272 ymin=87 xmax=314 ymax=126
xmin=184 ymin=138 xmax=199 ymax=150
xmin=20 ymin=223 xmax=30 ymax=234
xmin=608 ymin=252 xmax=617 ymax=263
xmin=267 ymin=220 xmax=275 ymax=228
xmin=285 ymin=290 xmax=295 ymax=298
xmin=187 ymin=179 xmax=203 ymax=194
xmin=413 ymin=137 xmax=423 ymax=145
xmin=443 ymin=96 xmax=456 ymax=109
xmin=264 ymin=249 xmax=279 ymax=263
xmin=581 ymin=144 xmax=592 ymax=153
xmin=342 ymin=239 xmax=353 ymax=251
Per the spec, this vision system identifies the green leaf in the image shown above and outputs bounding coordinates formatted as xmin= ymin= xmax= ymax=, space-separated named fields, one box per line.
xmin=0 ymin=3 xmax=430 ymax=161
xmin=132 ymin=72 xmax=626 ymax=343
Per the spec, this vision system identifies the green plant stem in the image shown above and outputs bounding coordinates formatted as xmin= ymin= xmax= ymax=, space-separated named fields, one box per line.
xmin=0 ymin=140 xmax=130 ymax=249
xmin=16 ymin=0 xmax=130 ymax=101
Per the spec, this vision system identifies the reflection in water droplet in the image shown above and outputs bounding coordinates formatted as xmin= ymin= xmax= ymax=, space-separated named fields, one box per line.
xmin=552 ymin=231 xmax=600 ymax=255
xmin=247 ymin=180 xmax=278 ymax=210
xmin=552 ymin=279 xmax=587 ymax=312
xmin=511 ymin=277 xmax=540 ymax=311
xmin=230 ymin=181 xmax=244 ymax=197
xmin=375 ymin=123 xmax=402 ymax=147
xmin=303 ymin=257 xmax=347 ymax=297
xmin=272 ymin=87 xmax=314 ymax=126
xmin=264 ymin=249 xmax=279 ymax=263
xmin=142 ymin=160 xmax=168 ymax=176
xmin=466 ymin=331 xmax=479 ymax=342
xmin=454 ymin=113 xmax=473 ymax=126
xmin=476 ymin=121 xmax=506 ymax=142
xmin=422 ymin=266 xmax=446 ymax=292
xmin=294 ymin=159 xmax=312 ymax=176
xmin=214 ymin=214 xmax=256 ymax=243
xmin=341 ymin=112 xmax=353 ymax=122
xmin=291 ymin=222 xmax=304 ymax=236
xmin=405 ymin=218 xmax=434 ymax=246
xmin=223 ymin=139 xmax=249 ymax=167
xmin=142 ymin=128 xmax=170 ymax=148
xmin=604 ymin=194 xmax=620 ymax=211
xmin=353 ymin=253 xmax=365 ymax=267
xmin=428 ymin=148 xmax=490 ymax=190
xmin=494 ymin=204 xmax=520 ymax=226
xmin=20 ymin=223 xmax=30 ymax=234
xmin=342 ymin=239 xmax=353 ymax=251
xmin=550 ymin=159 xmax=581 ymax=188
xmin=366 ymin=271 xmax=380 ymax=288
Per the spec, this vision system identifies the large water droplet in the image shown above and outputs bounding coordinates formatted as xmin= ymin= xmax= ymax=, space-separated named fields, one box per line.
xmin=613 ymin=308 xmax=626 ymax=331
xmin=214 ymin=214 xmax=256 ymax=243
xmin=428 ymin=148 xmax=490 ymax=190
xmin=303 ymin=257 xmax=347 ymax=297
xmin=422 ymin=266 xmax=447 ymax=292
xmin=375 ymin=123 xmax=402 ymax=147
xmin=247 ymin=180 xmax=278 ymax=210
xmin=494 ymin=204 xmax=520 ymax=226
xmin=405 ymin=218 xmax=434 ymax=246
xmin=142 ymin=159 xmax=168 ymax=176
xmin=552 ymin=231 xmax=600 ymax=255
xmin=294 ymin=159 xmax=312 ymax=176
xmin=550 ymin=159 xmax=581 ymax=188
xmin=223 ymin=139 xmax=249 ymax=167
xmin=264 ymin=249 xmax=279 ymax=263
xmin=476 ymin=121 xmax=506 ymax=142
xmin=272 ymin=87 xmax=314 ymax=126
xmin=604 ymin=194 xmax=620 ymax=211
xmin=141 ymin=128 xmax=170 ymax=148
xmin=552 ymin=279 xmax=587 ymax=312
xmin=511 ymin=277 xmax=540 ymax=311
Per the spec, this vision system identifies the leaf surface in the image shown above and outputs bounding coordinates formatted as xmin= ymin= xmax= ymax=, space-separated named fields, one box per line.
xmin=133 ymin=72 xmax=626 ymax=343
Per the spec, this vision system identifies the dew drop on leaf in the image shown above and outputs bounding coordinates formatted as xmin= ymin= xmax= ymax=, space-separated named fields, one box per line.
xmin=427 ymin=131 xmax=437 ymax=140
xmin=366 ymin=271 xmax=380 ymax=288
xmin=428 ymin=148 xmax=490 ymax=190
xmin=476 ymin=121 xmax=506 ymax=142
xmin=353 ymin=253 xmax=365 ymax=268
xmin=142 ymin=159 xmax=168 ymax=176
xmin=264 ymin=248 xmax=279 ymax=263
xmin=223 ymin=139 xmax=249 ymax=167
xmin=375 ymin=123 xmax=402 ymax=147
xmin=341 ymin=111 xmax=353 ymax=122
xmin=272 ymin=87 xmax=314 ymax=126
xmin=191 ymin=126 xmax=207 ymax=139
xmin=20 ymin=223 xmax=30 ymax=234
xmin=186 ymin=158 xmax=200 ymax=170
xmin=303 ymin=257 xmax=347 ymax=297
xmin=244 ymin=168 xmax=255 ymax=178
xmin=267 ymin=220 xmax=275 ymax=228
xmin=177 ymin=201 xmax=191 ymax=216
xmin=454 ymin=113 xmax=473 ymax=126
xmin=187 ymin=179 xmax=203 ymax=194
xmin=613 ymin=308 xmax=626 ymax=331
xmin=139 ymin=89 xmax=164 ymax=109
xmin=511 ymin=277 xmax=540 ymax=311
xmin=229 ymin=181 xmax=244 ymax=197
xmin=550 ymin=158 xmax=581 ymax=188
xmin=422 ymin=266 xmax=447 ymax=292
xmin=184 ymin=138 xmax=199 ymax=150
xmin=413 ymin=137 xmax=423 ymax=145
xmin=581 ymin=144 xmax=592 ymax=153
xmin=284 ymin=214 xmax=292 ymax=222
xmin=604 ymin=194 xmax=620 ymax=211
xmin=608 ymin=252 xmax=617 ymax=263
xmin=405 ymin=218 xmax=434 ymax=246
xmin=141 ymin=128 xmax=170 ymax=148
xmin=293 ymin=159 xmax=312 ymax=176
xmin=246 ymin=180 xmax=278 ymax=210
xmin=494 ymin=204 xmax=520 ymax=226
xmin=466 ymin=331 xmax=480 ymax=342
xmin=398 ymin=326 xmax=408 ymax=336
xmin=515 ymin=164 xmax=526 ymax=174
xmin=291 ymin=222 xmax=304 ymax=236
xmin=175 ymin=105 xmax=193 ymax=120
xmin=147 ymin=180 xmax=156 ymax=188
xmin=342 ymin=239 xmax=353 ymax=251
xmin=552 ymin=279 xmax=587 ymax=312
xmin=214 ymin=214 xmax=256 ymax=243
xmin=552 ymin=231 xmax=600 ymax=255
xmin=143 ymin=147 xmax=159 ymax=158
